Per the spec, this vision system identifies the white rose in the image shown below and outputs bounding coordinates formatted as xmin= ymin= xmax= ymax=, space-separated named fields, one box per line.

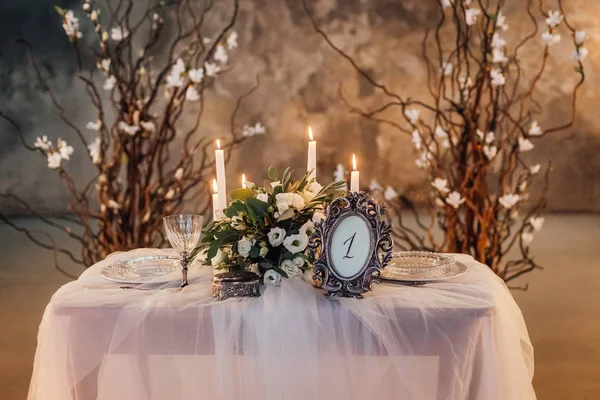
xmin=283 ymin=233 xmax=309 ymax=254
xmin=211 ymin=249 xmax=225 ymax=266
xmin=281 ymin=259 xmax=301 ymax=278
xmin=292 ymin=257 xmax=305 ymax=268
xmin=300 ymin=220 xmax=315 ymax=237
xmin=275 ymin=193 xmax=305 ymax=214
xmin=267 ymin=227 xmax=286 ymax=247
xmin=237 ymin=237 xmax=253 ymax=258
xmin=264 ymin=269 xmax=282 ymax=286
xmin=256 ymin=193 xmax=269 ymax=203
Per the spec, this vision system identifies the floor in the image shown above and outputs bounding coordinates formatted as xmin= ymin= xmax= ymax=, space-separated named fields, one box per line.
xmin=0 ymin=214 xmax=599 ymax=399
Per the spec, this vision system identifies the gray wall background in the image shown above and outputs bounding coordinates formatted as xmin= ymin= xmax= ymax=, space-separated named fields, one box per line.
xmin=1 ymin=0 xmax=599 ymax=212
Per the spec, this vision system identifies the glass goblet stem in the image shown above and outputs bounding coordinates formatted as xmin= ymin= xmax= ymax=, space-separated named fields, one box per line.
xmin=180 ymin=251 xmax=189 ymax=287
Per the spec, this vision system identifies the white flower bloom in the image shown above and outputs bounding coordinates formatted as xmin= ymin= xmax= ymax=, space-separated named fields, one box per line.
xmin=267 ymin=227 xmax=286 ymax=247
xmin=165 ymin=189 xmax=175 ymax=200
xmin=446 ymin=191 xmax=465 ymax=209
xmin=86 ymin=120 xmax=102 ymax=131
xmin=252 ymin=122 xmax=266 ymax=135
xmin=415 ymin=151 xmax=431 ymax=169
xmin=186 ymin=86 xmax=200 ymax=101
xmin=530 ymin=164 xmax=541 ymax=175
xmin=518 ymin=137 xmax=534 ymax=152
xmin=57 ymin=139 xmax=74 ymax=160
xmin=541 ymin=31 xmax=561 ymax=46
xmin=108 ymin=199 xmax=121 ymax=210
xmin=62 ymin=10 xmax=82 ymax=39
xmin=270 ymin=181 xmax=282 ymax=189
xmin=521 ymin=231 xmax=534 ymax=247
xmin=441 ymin=0 xmax=453 ymax=9
xmin=283 ymin=233 xmax=309 ymax=254
xmin=485 ymin=131 xmax=495 ymax=144
xmin=499 ymin=193 xmax=520 ymax=209
xmin=312 ymin=211 xmax=326 ymax=223
xmin=90 ymin=10 xmax=98 ymax=21
xmin=101 ymin=31 xmax=108 ymax=42
xmin=103 ymin=76 xmax=116 ymax=91
xmin=496 ymin=11 xmax=508 ymax=31
xmin=188 ymin=68 xmax=204 ymax=83
xmin=491 ymin=32 xmax=506 ymax=49
xmin=174 ymin=168 xmax=183 ymax=181
xmin=384 ymin=186 xmax=398 ymax=201
xmin=211 ymin=249 xmax=225 ymax=266
xmin=227 ymin=31 xmax=238 ymax=50
xmin=281 ymin=259 xmax=301 ymax=278
xmin=275 ymin=193 xmax=305 ymax=214
xmin=465 ymin=8 xmax=481 ymax=26
xmin=118 ymin=121 xmax=139 ymax=136
xmin=435 ymin=198 xmax=445 ymax=207
xmin=545 ymin=10 xmax=563 ymax=28
xmin=483 ymin=145 xmax=497 ymax=160
xmin=166 ymin=72 xmax=184 ymax=88
xmin=442 ymin=61 xmax=453 ymax=76
xmin=411 ymin=130 xmax=422 ymax=150
xmin=575 ymin=31 xmax=587 ymax=45
xmin=405 ymin=108 xmax=420 ymax=124
xmin=83 ymin=3 xmax=90 ymax=11
xmin=300 ymin=220 xmax=315 ymax=237
xmin=202 ymin=37 xmax=211 ymax=45
xmin=140 ymin=121 xmax=155 ymax=132
xmin=237 ymin=237 xmax=253 ymax=258
xmin=87 ymin=137 xmax=101 ymax=164
xmin=256 ymin=193 xmax=269 ymax=203
xmin=292 ymin=256 xmax=305 ymax=268
xmin=528 ymin=121 xmax=543 ymax=136
xmin=490 ymin=68 xmax=505 ymax=86
xmin=435 ymin=126 xmax=448 ymax=138
xmin=204 ymin=62 xmax=221 ymax=77
xmin=529 ymin=217 xmax=545 ymax=231
xmin=110 ymin=27 xmax=129 ymax=41
xmin=369 ymin=179 xmax=383 ymax=192
xmin=47 ymin=152 xmax=62 ymax=169
xmin=264 ymin=269 xmax=282 ymax=286
xmin=97 ymin=59 xmax=111 ymax=73
xmin=431 ymin=178 xmax=450 ymax=193
xmin=34 ymin=135 xmax=51 ymax=151
xmin=572 ymin=47 xmax=589 ymax=62
xmin=213 ymin=44 xmax=228 ymax=64
xmin=492 ymin=48 xmax=508 ymax=63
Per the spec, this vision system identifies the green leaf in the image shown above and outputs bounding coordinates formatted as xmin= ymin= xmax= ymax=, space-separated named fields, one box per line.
xmin=247 ymin=197 xmax=269 ymax=217
xmin=249 ymin=245 xmax=261 ymax=258
xmin=264 ymin=180 xmax=273 ymax=195
xmin=268 ymin=165 xmax=279 ymax=180
xmin=273 ymin=185 xmax=284 ymax=195
xmin=272 ymin=266 xmax=289 ymax=279
xmin=54 ymin=5 xmax=66 ymax=16
xmin=245 ymin=180 xmax=256 ymax=189
xmin=280 ymin=251 xmax=295 ymax=261
xmin=245 ymin=202 xmax=259 ymax=224
xmin=229 ymin=188 xmax=255 ymax=202
xmin=277 ymin=208 xmax=295 ymax=222
xmin=207 ymin=243 xmax=218 ymax=260
xmin=224 ymin=207 xmax=238 ymax=218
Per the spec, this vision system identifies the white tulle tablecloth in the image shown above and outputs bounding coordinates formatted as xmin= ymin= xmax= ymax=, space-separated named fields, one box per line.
xmin=28 ymin=248 xmax=535 ymax=400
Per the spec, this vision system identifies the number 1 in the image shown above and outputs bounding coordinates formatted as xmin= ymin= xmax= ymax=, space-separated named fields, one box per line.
xmin=343 ymin=232 xmax=357 ymax=259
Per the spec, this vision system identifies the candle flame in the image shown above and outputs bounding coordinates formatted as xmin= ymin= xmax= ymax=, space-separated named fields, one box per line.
xmin=352 ymin=154 xmax=357 ymax=171
xmin=242 ymin=173 xmax=247 ymax=188
xmin=308 ymin=126 xmax=314 ymax=141
xmin=212 ymin=179 xmax=218 ymax=194
xmin=216 ymin=139 xmax=221 ymax=149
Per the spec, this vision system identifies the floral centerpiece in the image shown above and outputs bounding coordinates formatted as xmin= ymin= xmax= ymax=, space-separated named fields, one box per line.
xmin=197 ymin=166 xmax=345 ymax=285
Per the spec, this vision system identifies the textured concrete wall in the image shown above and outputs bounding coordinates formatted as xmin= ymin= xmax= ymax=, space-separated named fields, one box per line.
xmin=1 ymin=0 xmax=599 ymax=212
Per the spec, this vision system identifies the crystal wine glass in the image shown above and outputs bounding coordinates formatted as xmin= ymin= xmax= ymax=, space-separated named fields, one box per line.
xmin=163 ymin=214 xmax=204 ymax=287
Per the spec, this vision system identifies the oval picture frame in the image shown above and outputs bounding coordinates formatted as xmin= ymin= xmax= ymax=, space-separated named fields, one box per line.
xmin=308 ymin=191 xmax=393 ymax=298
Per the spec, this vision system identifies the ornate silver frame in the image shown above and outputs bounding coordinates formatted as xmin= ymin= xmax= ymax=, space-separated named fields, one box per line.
xmin=308 ymin=191 xmax=393 ymax=298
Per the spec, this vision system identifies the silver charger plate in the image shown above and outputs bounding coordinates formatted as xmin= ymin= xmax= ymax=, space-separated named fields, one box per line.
xmin=381 ymin=251 xmax=467 ymax=283
xmin=101 ymin=254 xmax=181 ymax=284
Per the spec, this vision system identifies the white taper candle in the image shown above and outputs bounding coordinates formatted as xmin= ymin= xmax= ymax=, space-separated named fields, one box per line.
xmin=307 ymin=126 xmax=317 ymax=181
xmin=350 ymin=154 xmax=359 ymax=192
xmin=215 ymin=139 xmax=227 ymax=211
xmin=212 ymin=179 xmax=219 ymax=221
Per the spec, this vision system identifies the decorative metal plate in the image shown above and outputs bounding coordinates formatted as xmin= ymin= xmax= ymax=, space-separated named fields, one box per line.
xmin=381 ymin=251 xmax=467 ymax=282
xmin=101 ymin=255 xmax=181 ymax=284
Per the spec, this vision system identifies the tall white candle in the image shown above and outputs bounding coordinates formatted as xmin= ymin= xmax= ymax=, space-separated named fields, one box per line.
xmin=242 ymin=173 xmax=247 ymax=189
xmin=212 ymin=179 xmax=219 ymax=221
xmin=307 ymin=126 xmax=316 ymax=181
xmin=215 ymin=139 xmax=227 ymax=211
xmin=350 ymin=154 xmax=360 ymax=192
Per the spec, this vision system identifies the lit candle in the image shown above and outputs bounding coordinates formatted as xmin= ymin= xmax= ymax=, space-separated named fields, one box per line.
xmin=215 ymin=139 xmax=227 ymax=211
xmin=350 ymin=154 xmax=360 ymax=192
xmin=307 ymin=126 xmax=316 ymax=181
xmin=242 ymin=173 xmax=247 ymax=189
xmin=212 ymin=179 xmax=219 ymax=221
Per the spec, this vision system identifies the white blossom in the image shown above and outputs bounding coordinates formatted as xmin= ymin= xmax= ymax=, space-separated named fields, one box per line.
xmin=528 ymin=121 xmax=543 ymax=136
xmin=490 ymin=68 xmax=505 ymax=86
xmin=545 ymin=10 xmax=563 ymax=28
xmin=476 ymin=130 xmax=495 ymax=144
xmin=521 ymin=231 xmax=534 ymax=247
xmin=90 ymin=10 xmax=98 ymax=21
xmin=518 ymin=137 xmax=534 ymax=152
xmin=281 ymin=259 xmax=301 ymax=278
xmin=227 ymin=31 xmax=238 ymax=50
xmin=86 ymin=120 xmax=102 ymax=131
xmin=214 ymin=44 xmax=228 ymax=64
xmin=441 ymin=0 xmax=453 ymax=9
xmin=369 ymin=179 xmax=383 ymax=192
xmin=411 ymin=130 xmax=422 ymax=150
xmin=541 ymin=31 xmax=561 ymax=46
xmin=166 ymin=59 xmax=186 ymax=88
xmin=492 ymin=48 xmax=508 ymax=63
xmin=384 ymin=186 xmax=398 ymax=200
xmin=34 ymin=136 xmax=51 ymax=151
xmin=57 ymin=139 xmax=74 ymax=160
xmin=83 ymin=3 xmax=90 ymax=11
xmin=283 ymin=233 xmax=309 ymax=254
xmin=237 ymin=237 xmax=253 ymax=258
xmin=435 ymin=126 xmax=448 ymax=138
xmin=267 ymin=227 xmax=286 ymax=247
xmin=299 ymin=220 xmax=315 ymax=237
xmin=186 ymin=86 xmax=200 ymax=101
xmin=275 ymin=192 xmax=305 ymax=214
xmin=491 ymin=32 xmax=506 ymax=49
xmin=405 ymin=108 xmax=420 ymax=124
xmin=204 ymin=62 xmax=221 ymax=77
xmin=292 ymin=256 xmax=305 ymax=268
xmin=431 ymin=178 xmax=450 ymax=193
xmin=202 ymin=37 xmax=211 ymax=45
xmin=530 ymin=164 xmax=541 ymax=175
xmin=575 ymin=31 xmax=587 ymax=45
xmin=446 ymin=191 xmax=465 ymax=209
xmin=483 ymin=145 xmax=497 ymax=160
xmin=103 ymin=76 xmax=116 ymax=91
xmin=465 ymin=8 xmax=481 ymax=26
xmin=62 ymin=10 xmax=82 ymax=39
xmin=499 ymin=193 xmax=520 ymax=209
xmin=97 ymin=59 xmax=111 ymax=73
xmin=110 ymin=27 xmax=129 ymax=41
xmin=264 ymin=269 xmax=282 ymax=286
xmin=163 ymin=189 xmax=175 ymax=200
xmin=173 ymin=168 xmax=183 ymax=181
xmin=529 ymin=217 xmax=545 ymax=231
xmin=118 ymin=121 xmax=139 ymax=136
xmin=442 ymin=62 xmax=453 ymax=76
xmin=188 ymin=68 xmax=204 ymax=83
xmin=242 ymin=122 xmax=266 ymax=137
xmin=256 ymin=193 xmax=269 ymax=203
xmin=140 ymin=121 xmax=155 ymax=132
xmin=496 ymin=11 xmax=508 ymax=31
xmin=47 ymin=152 xmax=63 ymax=169
xmin=252 ymin=122 xmax=266 ymax=135
xmin=572 ymin=47 xmax=589 ymax=62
